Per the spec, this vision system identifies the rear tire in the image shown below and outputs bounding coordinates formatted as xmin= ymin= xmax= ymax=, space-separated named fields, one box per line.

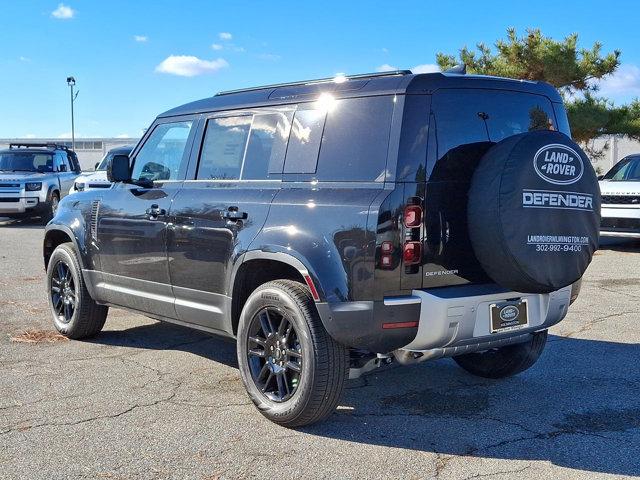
xmin=453 ymin=330 xmax=548 ymax=379
xmin=46 ymin=242 xmax=108 ymax=339
xmin=237 ymin=280 xmax=348 ymax=427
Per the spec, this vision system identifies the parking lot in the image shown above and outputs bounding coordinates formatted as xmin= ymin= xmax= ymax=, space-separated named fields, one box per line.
xmin=0 ymin=218 xmax=638 ymax=480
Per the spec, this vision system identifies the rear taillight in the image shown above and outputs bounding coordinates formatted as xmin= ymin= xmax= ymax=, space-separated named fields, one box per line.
xmin=404 ymin=205 xmax=422 ymax=228
xmin=403 ymin=241 xmax=422 ymax=265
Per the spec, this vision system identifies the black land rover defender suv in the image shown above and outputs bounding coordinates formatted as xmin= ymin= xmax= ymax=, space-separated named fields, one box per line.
xmin=43 ymin=70 xmax=600 ymax=427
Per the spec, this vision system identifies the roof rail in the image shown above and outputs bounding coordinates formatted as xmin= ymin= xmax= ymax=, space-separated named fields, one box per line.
xmin=9 ymin=142 xmax=70 ymax=151
xmin=216 ymin=70 xmax=413 ymax=96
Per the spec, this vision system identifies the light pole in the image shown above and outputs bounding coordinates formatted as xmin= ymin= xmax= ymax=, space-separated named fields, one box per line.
xmin=66 ymin=76 xmax=78 ymax=150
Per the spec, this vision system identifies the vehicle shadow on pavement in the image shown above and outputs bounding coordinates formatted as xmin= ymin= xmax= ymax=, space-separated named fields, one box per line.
xmin=307 ymin=335 xmax=640 ymax=477
xmin=90 ymin=321 xmax=239 ymax=367
xmin=0 ymin=217 xmax=46 ymax=229
xmin=88 ymin=323 xmax=639 ymax=477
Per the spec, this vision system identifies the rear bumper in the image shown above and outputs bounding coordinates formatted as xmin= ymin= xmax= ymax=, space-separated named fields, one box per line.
xmin=318 ymin=284 xmax=571 ymax=354
xmin=400 ymin=284 xmax=570 ymax=352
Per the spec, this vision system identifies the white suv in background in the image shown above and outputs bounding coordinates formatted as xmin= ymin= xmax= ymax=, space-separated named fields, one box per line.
xmin=599 ymin=154 xmax=640 ymax=238
xmin=69 ymin=145 xmax=133 ymax=194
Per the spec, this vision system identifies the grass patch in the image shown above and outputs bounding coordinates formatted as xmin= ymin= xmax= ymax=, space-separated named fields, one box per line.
xmin=10 ymin=329 xmax=68 ymax=344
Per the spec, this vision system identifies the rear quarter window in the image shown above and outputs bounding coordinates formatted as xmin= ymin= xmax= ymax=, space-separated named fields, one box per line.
xmin=282 ymin=95 xmax=394 ymax=182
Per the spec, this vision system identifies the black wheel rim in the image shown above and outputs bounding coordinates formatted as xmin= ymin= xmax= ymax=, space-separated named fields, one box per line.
xmin=246 ymin=307 xmax=303 ymax=403
xmin=51 ymin=260 xmax=75 ymax=324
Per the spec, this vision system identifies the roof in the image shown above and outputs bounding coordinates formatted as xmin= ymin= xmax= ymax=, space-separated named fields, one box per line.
xmin=0 ymin=143 xmax=68 ymax=154
xmin=159 ymin=71 xmax=563 ymax=118
xmin=108 ymin=144 xmax=134 ymax=154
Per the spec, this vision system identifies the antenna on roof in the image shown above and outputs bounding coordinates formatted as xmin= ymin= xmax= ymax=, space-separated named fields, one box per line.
xmin=445 ymin=64 xmax=466 ymax=74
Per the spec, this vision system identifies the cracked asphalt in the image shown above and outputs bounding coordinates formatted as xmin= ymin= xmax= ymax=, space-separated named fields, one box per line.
xmin=1 ymin=218 xmax=639 ymax=479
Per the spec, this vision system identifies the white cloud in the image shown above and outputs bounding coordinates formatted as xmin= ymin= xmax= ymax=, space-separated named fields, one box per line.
xmin=115 ymin=134 xmax=130 ymax=138
xmin=155 ymin=55 xmax=229 ymax=77
xmin=134 ymin=35 xmax=148 ymax=43
xmin=219 ymin=32 xmax=232 ymax=41
xmin=23 ymin=134 xmax=36 ymax=139
xmin=258 ymin=53 xmax=281 ymax=61
xmin=412 ymin=63 xmax=440 ymax=74
xmin=376 ymin=63 xmax=398 ymax=72
xmin=211 ymin=43 xmax=223 ymax=51
xmin=19 ymin=56 xmax=31 ymax=62
xmin=597 ymin=64 xmax=640 ymax=98
xmin=51 ymin=3 xmax=75 ymax=19
xmin=381 ymin=48 xmax=389 ymax=54
xmin=58 ymin=132 xmax=72 ymax=138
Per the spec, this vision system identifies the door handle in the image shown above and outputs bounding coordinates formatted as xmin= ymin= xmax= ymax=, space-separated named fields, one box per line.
xmin=223 ymin=207 xmax=247 ymax=221
xmin=146 ymin=204 xmax=166 ymax=218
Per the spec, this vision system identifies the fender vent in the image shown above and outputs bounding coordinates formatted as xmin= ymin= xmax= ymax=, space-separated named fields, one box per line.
xmin=90 ymin=200 xmax=100 ymax=240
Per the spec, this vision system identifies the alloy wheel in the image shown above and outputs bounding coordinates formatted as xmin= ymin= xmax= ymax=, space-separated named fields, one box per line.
xmin=246 ymin=307 xmax=303 ymax=402
xmin=50 ymin=260 xmax=76 ymax=324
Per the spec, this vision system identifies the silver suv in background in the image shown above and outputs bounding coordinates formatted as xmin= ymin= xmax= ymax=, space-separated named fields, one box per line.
xmin=69 ymin=145 xmax=134 ymax=195
xmin=0 ymin=143 xmax=81 ymax=223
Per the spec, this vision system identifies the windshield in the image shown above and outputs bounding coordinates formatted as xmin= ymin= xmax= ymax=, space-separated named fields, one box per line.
xmin=602 ymin=156 xmax=640 ymax=181
xmin=0 ymin=152 xmax=53 ymax=172
xmin=96 ymin=152 xmax=113 ymax=171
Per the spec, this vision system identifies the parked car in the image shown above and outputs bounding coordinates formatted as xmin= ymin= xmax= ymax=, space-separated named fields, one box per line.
xmin=69 ymin=145 xmax=134 ymax=195
xmin=42 ymin=70 xmax=600 ymax=427
xmin=599 ymin=154 xmax=640 ymax=238
xmin=0 ymin=143 xmax=81 ymax=223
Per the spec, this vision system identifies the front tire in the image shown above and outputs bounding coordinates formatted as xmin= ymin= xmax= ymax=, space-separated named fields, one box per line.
xmin=42 ymin=192 xmax=59 ymax=224
xmin=46 ymin=243 xmax=108 ymax=339
xmin=453 ymin=330 xmax=548 ymax=379
xmin=237 ymin=280 xmax=348 ymax=427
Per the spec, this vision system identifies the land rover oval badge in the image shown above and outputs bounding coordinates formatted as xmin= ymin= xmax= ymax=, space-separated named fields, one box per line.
xmin=533 ymin=143 xmax=584 ymax=185
xmin=500 ymin=305 xmax=520 ymax=322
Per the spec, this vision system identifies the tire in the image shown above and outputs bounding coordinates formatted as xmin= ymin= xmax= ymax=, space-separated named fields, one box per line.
xmin=42 ymin=192 xmax=59 ymax=224
xmin=453 ymin=330 xmax=548 ymax=379
xmin=46 ymin=242 xmax=108 ymax=339
xmin=237 ymin=280 xmax=349 ymax=427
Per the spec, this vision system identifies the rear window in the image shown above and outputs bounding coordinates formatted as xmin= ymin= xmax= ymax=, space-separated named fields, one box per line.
xmin=433 ymin=89 xmax=557 ymax=159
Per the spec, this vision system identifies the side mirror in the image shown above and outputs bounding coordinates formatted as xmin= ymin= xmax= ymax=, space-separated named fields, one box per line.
xmin=597 ymin=175 xmax=604 ymax=180
xmin=58 ymin=164 xmax=68 ymax=172
xmin=94 ymin=162 xmax=100 ymax=170
xmin=107 ymin=154 xmax=131 ymax=183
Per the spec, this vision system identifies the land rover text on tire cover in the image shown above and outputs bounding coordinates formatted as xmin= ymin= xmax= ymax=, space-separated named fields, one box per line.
xmin=0 ymin=143 xmax=81 ymax=223
xmin=42 ymin=70 xmax=600 ymax=427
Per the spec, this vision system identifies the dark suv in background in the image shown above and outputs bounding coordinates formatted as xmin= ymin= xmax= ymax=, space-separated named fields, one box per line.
xmin=42 ymin=70 xmax=600 ymax=427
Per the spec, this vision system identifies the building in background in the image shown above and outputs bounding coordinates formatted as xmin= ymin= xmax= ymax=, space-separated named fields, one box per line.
xmin=587 ymin=135 xmax=640 ymax=175
xmin=0 ymin=138 xmax=139 ymax=171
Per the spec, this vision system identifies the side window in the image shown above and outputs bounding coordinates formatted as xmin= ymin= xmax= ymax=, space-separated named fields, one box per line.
xmin=242 ymin=111 xmax=293 ymax=179
xmin=283 ymin=108 xmax=326 ymax=174
xmin=131 ymin=121 xmax=194 ymax=181
xmin=53 ymin=153 xmax=68 ymax=172
xmin=197 ymin=116 xmax=252 ymax=180
xmin=316 ymin=96 xmax=393 ymax=181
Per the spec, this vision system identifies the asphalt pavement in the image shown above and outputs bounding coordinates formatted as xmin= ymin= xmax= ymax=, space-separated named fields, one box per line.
xmin=1 ymin=217 xmax=639 ymax=479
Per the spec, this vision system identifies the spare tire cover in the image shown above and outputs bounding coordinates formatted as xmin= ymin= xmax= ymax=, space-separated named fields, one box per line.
xmin=468 ymin=130 xmax=600 ymax=293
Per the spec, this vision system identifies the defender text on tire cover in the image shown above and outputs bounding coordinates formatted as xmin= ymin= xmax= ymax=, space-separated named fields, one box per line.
xmin=468 ymin=130 xmax=600 ymax=293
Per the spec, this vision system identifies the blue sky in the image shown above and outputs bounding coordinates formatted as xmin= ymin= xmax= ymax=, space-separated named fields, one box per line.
xmin=2 ymin=0 xmax=640 ymax=138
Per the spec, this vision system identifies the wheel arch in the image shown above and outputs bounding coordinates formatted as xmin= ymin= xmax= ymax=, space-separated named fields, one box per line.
xmin=43 ymin=225 xmax=82 ymax=270
xmin=230 ymin=250 xmax=320 ymax=336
